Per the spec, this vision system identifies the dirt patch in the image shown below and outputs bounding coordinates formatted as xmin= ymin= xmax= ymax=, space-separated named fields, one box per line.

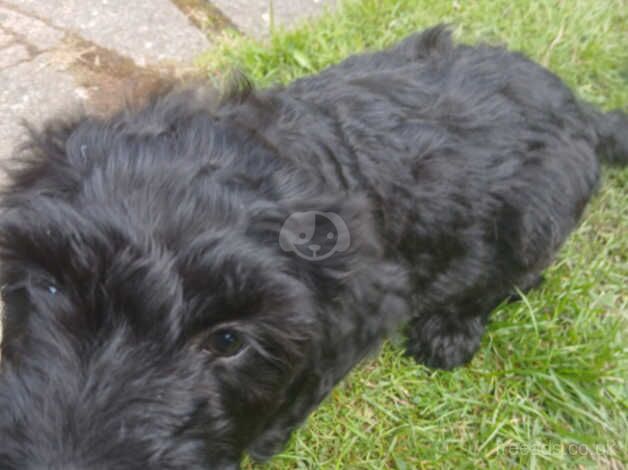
xmin=171 ymin=0 xmax=236 ymax=33
xmin=56 ymin=34 xmax=202 ymax=115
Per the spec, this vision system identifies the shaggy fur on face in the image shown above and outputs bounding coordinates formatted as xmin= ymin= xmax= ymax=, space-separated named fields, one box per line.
xmin=0 ymin=26 xmax=626 ymax=469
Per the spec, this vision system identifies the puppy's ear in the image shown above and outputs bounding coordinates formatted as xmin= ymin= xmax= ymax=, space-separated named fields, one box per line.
xmin=249 ymin=193 xmax=383 ymax=288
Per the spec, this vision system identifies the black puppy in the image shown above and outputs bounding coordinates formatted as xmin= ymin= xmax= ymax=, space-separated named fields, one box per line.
xmin=0 ymin=26 xmax=626 ymax=469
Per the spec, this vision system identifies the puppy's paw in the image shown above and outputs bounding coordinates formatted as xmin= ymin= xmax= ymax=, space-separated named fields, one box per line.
xmin=404 ymin=315 xmax=484 ymax=370
xmin=406 ymin=331 xmax=480 ymax=370
xmin=247 ymin=428 xmax=293 ymax=463
xmin=507 ymin=273 xmax=545 ymax=303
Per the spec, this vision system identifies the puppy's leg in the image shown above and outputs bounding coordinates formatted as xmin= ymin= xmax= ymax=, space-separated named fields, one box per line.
xmin=404 ymin=308 xmax=489 ymax=370
xmin=506 ymin=272 xmax=545 ymax=303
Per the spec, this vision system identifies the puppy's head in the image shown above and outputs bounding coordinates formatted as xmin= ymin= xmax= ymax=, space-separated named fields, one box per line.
xmin=0 ymin=90 xmax=379 ymax=469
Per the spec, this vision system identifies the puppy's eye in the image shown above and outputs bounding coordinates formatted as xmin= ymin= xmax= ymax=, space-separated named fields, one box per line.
xmin=205 ymin=329 xmax=244 ymax=356
xmin=47 ymin=285 xmax=58 ymax=295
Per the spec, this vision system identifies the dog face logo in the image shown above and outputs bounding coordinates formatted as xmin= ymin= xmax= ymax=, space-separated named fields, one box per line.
xmin=279 ymin=211 xmax=350 ymax=261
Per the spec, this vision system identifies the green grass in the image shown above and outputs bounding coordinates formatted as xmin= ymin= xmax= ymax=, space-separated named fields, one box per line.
xmin=198 ymin=1 xmax=628 ymax=468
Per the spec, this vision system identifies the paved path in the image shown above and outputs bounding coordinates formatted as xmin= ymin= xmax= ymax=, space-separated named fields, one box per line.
xmin=0 ymin=0 xmax=336 ymax=161
xmin=212 ymin=0 xmax=336 ymax=38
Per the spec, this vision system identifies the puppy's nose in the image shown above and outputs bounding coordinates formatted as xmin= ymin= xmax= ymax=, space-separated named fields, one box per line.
xmin=309 ymin=244 xmax=320 ymax=254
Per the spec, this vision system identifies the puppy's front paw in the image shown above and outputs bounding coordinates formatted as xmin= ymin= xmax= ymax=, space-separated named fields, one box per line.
xmin=406 ymin=331 xmax=480 ymax=370
xmin=405 ymin=315 xmax=485 ymax=370
xmin=247 ymin=428 xmax=294 ymax=463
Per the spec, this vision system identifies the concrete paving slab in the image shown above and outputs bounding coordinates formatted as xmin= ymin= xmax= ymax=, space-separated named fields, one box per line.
xmin=0 ymin=0 xmax=217 ymax=163
xmin=0 ymin=29 xmax=14 ymax=47
xmin=0 ymin=43 xmax=28 ymax=68
xmin=211 ymin=0 xmax=337 ymax=38
xmin=0 ymin=51 xmax=85 ymax=160
xmin=3 ymin=0 xmax=210 ymax=65
xmin=0 ymin=4 xmax=64 ymax=51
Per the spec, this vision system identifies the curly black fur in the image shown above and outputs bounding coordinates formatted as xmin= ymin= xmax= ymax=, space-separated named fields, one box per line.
xmin=0 ymin=26 xmax=626 ymax=469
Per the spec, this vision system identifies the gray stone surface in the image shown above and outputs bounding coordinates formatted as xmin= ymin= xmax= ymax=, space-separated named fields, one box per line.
xmin=0 ymin=4 xmax=64 ymax=50
xmin=0 ymin=3 xmax=82 ymax=161
xmin=0 ymin=0 xmax=214 ymax=163
xmin=211 ymin=0 xmax=336 ymax=38
xmin=0 ymin=44 xmax=28 ymax=68
xmin=0 ymin=51 xmax=84 ymax=160
xmin=2 ymin=0 xmax=210 ymax=65
xmin=0 ymin=29 xmax=13 ymax=47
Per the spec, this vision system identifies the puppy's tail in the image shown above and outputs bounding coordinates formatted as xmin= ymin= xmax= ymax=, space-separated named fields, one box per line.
xmin=585 ymin=106 xmax=628 ymax=166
